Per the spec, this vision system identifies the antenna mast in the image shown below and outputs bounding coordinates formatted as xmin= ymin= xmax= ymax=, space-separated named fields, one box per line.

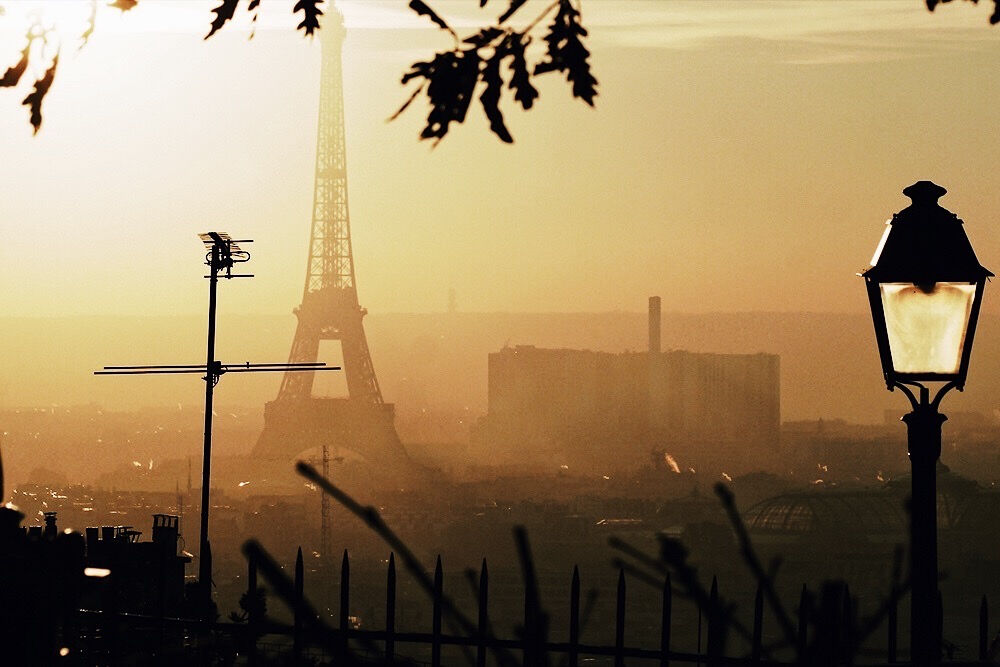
xmin=96 ymin=232 xmax=341 ymax=616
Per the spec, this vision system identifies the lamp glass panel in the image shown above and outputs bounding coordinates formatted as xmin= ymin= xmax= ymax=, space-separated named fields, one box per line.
xmin=879 ymin=282 xmax=976 ymax=374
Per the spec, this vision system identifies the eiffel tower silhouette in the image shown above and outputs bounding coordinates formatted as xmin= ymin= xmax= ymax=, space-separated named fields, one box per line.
xmin=254 ymin=7 xmax=408 ymax=467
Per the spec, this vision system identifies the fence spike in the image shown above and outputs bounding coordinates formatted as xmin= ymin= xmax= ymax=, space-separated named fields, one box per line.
xmin=660 ymin=572 xmax=671 ymax=667
xmin=936 ymin=590 xmax=943 ymax=663
xmin=615 ymin=568 xmax=626 ymax=667
xmin=386 ymin=552 xmax=396 ymax=665
xmin=523 ymin=548 xmax=542 ymax=667
xmin=340 ymin=549 xmax=350 ymax=660
xmin=797 ymin=583 xmax=808 ymax=663
xmin=294 ymin=546 xmax=304 ymax=662
xmin=706 ymin=575 xmax=722 ymax=665
xmin=697 ymin=595 xmax=703 ymax=662
xmin=432 ymin=555 xmax=443 ymax=667
xmin=477 ymin=558 xmax=489 ymax=667
xmin=569 ymin=565 xmax=580 ymax=667
xmin=752 ymin=582 xmax=763 ymax=663
xmin=842 ymin=583 xmax=853 ymax=663
xmin=981 ymin=595 xmax=989 ymax=662
xmin=247 ymin=548 xmax=259 ymax=663
xmin=888 ymin=583 xmax=897 ymax=664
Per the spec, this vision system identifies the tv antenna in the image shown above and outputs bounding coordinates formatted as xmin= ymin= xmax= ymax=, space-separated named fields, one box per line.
xmin=96 ymin=232 xmax=341 ymax=614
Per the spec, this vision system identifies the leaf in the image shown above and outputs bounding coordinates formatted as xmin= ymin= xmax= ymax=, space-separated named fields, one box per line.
xmin=534 ymin=0 xmax=598 ymax=106
xmin=248 ymin=0 xmax=260 ymax=39
xmin=408 ymin=0 xmax=458 ymax=39
xmin=424 ymin=49 xmax=480 ymax=142
xmin=0 ymin=42 xmax=29 ymax=88
xmin=480 ymin=46 xmax=513 ymax=143
xmin=293 ymin=0 xmax=323 ymax=36
xmin=498 ymin=0 xmax=529 ymax=24
xmin=22 ymin=53 xmax=58 ymax=135
xmin=400 ymin=48 xmax=481 ymax=143
xmin=205 ymin=0 xmax=240 ymax=39
xmin=507 ymin=33 xmax=538 ymax=110
xmin=389 ymin=84 xmax=424 ymax=121
xmin=401 ymin=58 xmax=434 ymax=85
xmin=107 ymin=0 xmax=138 ymax=11
xmin=463 ymin=26 xmax=504 ymax=47
xmin=80 ymin=0 xmax=98 ymax=49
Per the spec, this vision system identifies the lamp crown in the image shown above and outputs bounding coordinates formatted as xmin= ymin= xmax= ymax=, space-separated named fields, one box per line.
xmin=902 ymin=181 xmax=947 ymax=206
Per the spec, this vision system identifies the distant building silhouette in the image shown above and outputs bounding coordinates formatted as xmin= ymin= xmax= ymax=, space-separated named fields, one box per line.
xmin=475 ymin=345 xmax=779 ymax=472
xmin=81 ymin=513 xmax=190 ymax=616
xmin=474 ymin=300 xmax=779 ymax=471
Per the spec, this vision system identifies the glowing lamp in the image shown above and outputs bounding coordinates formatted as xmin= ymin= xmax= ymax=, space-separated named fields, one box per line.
xmin=862 ymin=181 xmax=992 ymax=389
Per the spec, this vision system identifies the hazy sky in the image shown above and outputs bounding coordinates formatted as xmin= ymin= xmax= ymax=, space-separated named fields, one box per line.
xmin=3 ymin=0 xmax=1000 ymax=319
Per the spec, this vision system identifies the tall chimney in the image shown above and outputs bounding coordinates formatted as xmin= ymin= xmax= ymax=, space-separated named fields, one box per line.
xmin=43 ymin=511 xmax=57 ymax=538
xmin=648 ymin=296 xmax=661 ymax=354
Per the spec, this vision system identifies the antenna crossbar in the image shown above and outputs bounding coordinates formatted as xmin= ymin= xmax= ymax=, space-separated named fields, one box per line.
xmin=96 ymin=362 xmax=339 ymax=376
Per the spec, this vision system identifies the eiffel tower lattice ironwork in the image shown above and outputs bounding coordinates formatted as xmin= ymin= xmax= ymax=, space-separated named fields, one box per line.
xmin=254 ymin=8 xmax=407 ymax=466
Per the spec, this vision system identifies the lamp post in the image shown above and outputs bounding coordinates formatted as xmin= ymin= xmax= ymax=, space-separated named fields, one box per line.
xmin=861 ymin=181 xmax=992 ymax=664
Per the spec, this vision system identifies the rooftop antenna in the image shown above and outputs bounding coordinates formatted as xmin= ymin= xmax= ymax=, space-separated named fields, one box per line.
xmin=95 ymin=232 xmax=341 ymax=615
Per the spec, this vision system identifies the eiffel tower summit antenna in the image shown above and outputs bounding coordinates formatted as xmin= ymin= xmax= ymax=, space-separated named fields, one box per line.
xmin=254 ymin=3 xmax=409 ymax=468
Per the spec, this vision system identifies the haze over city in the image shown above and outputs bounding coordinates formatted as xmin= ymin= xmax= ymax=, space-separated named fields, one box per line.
xmin=6 ymin=0 xmax=1000 ymax=425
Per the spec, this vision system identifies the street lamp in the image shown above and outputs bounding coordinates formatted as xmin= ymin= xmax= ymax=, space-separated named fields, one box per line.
xmin=861 ymin=181 xmax=992 ymax=664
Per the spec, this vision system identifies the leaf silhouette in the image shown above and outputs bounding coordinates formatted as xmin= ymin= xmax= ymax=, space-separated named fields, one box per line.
xmin=22 ymin=53 xmax=58 ymax=135
xmin=480 ymin=45 xmax=513 ymax=143
xmin=248 ymin=0 xmax=260 ymax=39
xmin=507 ymin=33 xmax=538 ymax=110
xmin=498 ymin=0 xmax=529 ymax=24
xmin=401 ymin=48 xmax=481 ymax=143
xmin=206 ymin=0 xmax=240 ymax=39
xmin=401 ymin=59 xmax=433 ymax=86
xmin=80 ymin=0 xmax=98 ymax=49
xmin=293 ymin=0 xmax=323 ymax=36
xmin=107 ymin=0 xmax=138 ymax=11
xmin=534 ymin=0 xmax=598 ymax=106
xmin=408 ymin=0 xmax=458 ymax=39
xmin=463 ymin=26 xmax=504 ymax=47
xmin=389 ymin=84 xmax=425 ymax=122
xmin=0 ymin=42 xmax=29 ymax=88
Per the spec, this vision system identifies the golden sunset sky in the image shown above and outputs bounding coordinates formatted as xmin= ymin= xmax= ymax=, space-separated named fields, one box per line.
xmin=2 ymin=0 xmax=1000 ymax=319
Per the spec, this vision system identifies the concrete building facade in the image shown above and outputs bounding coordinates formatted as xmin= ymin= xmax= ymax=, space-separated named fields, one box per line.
xmin=477 ymin=345 xmax=780 ymax=472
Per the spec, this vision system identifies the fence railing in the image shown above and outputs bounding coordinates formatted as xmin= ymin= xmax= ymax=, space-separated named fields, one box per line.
xmin=73 ymin=545 xmax=998 ymax=666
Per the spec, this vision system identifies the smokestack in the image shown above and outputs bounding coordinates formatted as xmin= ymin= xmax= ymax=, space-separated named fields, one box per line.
xmin=648 ymin=296 xmax=661 ymax=354
xmin=152 ymin=513 xmax=179 ymax=549
xmin=43 ymin=511 xmax=57 ymax=538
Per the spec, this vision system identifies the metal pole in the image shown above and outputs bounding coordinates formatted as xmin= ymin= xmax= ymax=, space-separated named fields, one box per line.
xmin=903 ymin=387 xmax=944 ymax=666
xmin=198 ymin=243 xmax=220 ymax=614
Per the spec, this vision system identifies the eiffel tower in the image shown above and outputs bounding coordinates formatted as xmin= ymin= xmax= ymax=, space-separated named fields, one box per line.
xmin=254 ymin=7 xmax=407 ymax=467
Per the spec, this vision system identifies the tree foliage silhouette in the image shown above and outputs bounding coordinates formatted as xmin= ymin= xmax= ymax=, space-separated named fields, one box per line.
xmin=392 ymin=0 xmax=597 ymax=144
xmin=2 ymin=0 xmax=999 ymax=136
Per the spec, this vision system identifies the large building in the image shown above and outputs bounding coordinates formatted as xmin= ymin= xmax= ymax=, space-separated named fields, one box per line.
xmin=475 ymin=300 xmax=780 ymax=472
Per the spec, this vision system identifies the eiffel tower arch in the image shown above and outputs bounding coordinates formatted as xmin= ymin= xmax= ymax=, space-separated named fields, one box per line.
xmin=254 ymin=7 xmax=408 ymax=467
